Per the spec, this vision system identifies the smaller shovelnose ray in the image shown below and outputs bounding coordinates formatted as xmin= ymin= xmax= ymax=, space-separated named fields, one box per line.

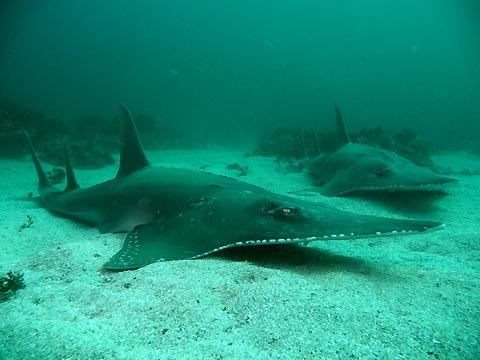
xmin=25 ymin=105 xmax=444 ymax=270
xmin=307 ymin=105 xmax=456 ymax=196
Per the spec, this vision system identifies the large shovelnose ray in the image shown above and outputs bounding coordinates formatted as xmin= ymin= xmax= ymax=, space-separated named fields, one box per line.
xmin=307 ymin=105 xmax=456 ymax=196
xmin=25 ymin=105 xmax=444 ymax=270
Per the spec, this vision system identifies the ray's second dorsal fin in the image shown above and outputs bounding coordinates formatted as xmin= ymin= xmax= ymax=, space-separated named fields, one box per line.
xmin=334 ymin=104 xmax=351 ymax=149
xmin=116 ymin=105 xmax=150 ymax=178
xmin=63 ymin=144 xmax=80 ymax=191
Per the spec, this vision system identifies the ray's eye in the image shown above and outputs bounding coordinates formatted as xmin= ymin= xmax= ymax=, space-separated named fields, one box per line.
xmin=262 ymin=201 xmax=299 ymax=220
xmin=374 ymin=165 xmax=391 ymax=177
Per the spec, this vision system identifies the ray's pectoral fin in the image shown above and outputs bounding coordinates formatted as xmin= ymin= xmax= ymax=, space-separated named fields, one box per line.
xmin=102 ymin=217 xmax=231 ymax=270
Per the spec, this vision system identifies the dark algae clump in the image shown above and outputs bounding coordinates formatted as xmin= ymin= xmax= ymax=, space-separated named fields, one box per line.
xmin=251 ymin=126 xmax=435 ymax=169
xmin=250 ymin=127 xmax=330 ymax=160
xmin=0 ymin=100 xmax=115 ymax=169
xmin=0 ymin=271 xmax=25 ymax=302
xmin=355 ymin=127 xmax=433 ymax=167
xmin=225 ymin=162 xmax=249 ymax=176
xmin=0 ymin=100 xmax=201 ymax=169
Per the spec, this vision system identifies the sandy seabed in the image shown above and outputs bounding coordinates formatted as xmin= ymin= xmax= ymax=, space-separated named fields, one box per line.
xmin=0 ymin=149 xmax=479 ymax=360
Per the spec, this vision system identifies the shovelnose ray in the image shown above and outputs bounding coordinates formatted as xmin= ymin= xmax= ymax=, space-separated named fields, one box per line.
xmin=307 ymin=105 xmax=456 ymax=196
xmin=25 ymin=105 xmax=444 ymax=270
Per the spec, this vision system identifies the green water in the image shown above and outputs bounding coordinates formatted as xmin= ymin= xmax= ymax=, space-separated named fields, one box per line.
xmin=1 ymin=3 xmax=480 ymax=359
xmin=0 ymin=0 xmax=479 ymax=143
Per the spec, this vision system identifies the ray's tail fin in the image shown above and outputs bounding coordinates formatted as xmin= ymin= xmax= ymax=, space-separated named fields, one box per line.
xmin=22 ymin=130 xmax=52 ymax=191
xmin=334 ymin=104 xmax=351 ymax=148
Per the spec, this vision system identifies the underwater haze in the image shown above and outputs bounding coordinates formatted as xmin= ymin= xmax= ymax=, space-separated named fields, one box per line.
xmin=0 ymin=0 xmax=479 ymax=143
xmin=3 ymin=2 xmax=480 ymax=359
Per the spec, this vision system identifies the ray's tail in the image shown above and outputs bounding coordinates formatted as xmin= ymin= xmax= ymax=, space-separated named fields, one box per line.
xmin=22 ymin=130 xmax=52 ymax=191
xmin=23 ymin=130 xmax=80 ymax=193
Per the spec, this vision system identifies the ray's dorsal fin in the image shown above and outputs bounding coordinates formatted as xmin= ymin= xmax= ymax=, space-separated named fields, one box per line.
xmin=63 ymin=144 xmax=80 ymax=192
xmin=115 ymin=104 xmax=150 ymax=178
xmin=334 ymin=104 xmax=351 ymax=149
xmin=22 ymin=129 xmax=52 ymax=191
